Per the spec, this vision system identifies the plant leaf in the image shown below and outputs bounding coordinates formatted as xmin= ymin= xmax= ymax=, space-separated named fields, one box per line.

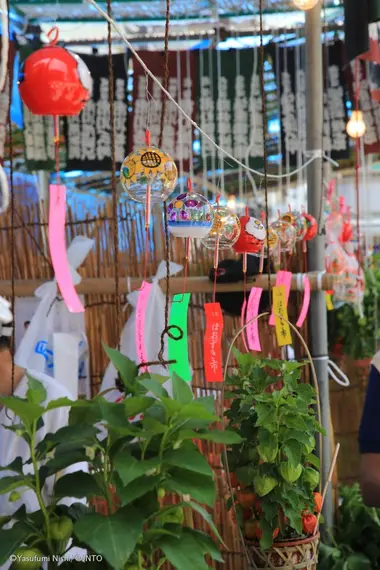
xmin=0 ymin=396 xmax=44 ymax=426
xmin=160 ymin=531 xmax=210 ymax=570
xmin=0 ymin=457 xmax=23 ymax=474
xmin=74 ymin=506 xmax=144 ymax=570
xmin=163 ymin=468 xmax=215 ymax=507
xmin=37 ymin=424 xmax=99 ymax=455
xmin=179 ymin=429 xmax=244 ymax=444
xmin=183 ymin=528 xmax=224 ymax=562
xmin=25 ymin=375 xmax=47 ymax=405
xmin=102 ymin=344 xmax=137 ymax=393
xmin=172 ymin=373 xmax=194 ymax=405
xmin=177 ymin=402 xmax=219 ymax=422
xmin=306 ymin=454 xmax=321 ymax=469
xmin=0 ymin=523 xmax=32 ymax=565
xmin=55 ymin=472 xmax=103 ymax=500
xmin=140 ymin=378 xmax=169 ymax=399
xmin=0 ymin=476 xmax=33 ymax=495
xmin=118 ymin=475 xmax=161 ymax=506
xmin=124 ymin=396 xmax=155 ymax=418
xmin=186 ymin=501 xmax=226 ymax=546
xmin=114 ymin=452 xmax=161 ymax=486
xmin=163 ymin=449 xmax=212 ymax=477
xmin=282 ymin=439 xmax=303 ymax=468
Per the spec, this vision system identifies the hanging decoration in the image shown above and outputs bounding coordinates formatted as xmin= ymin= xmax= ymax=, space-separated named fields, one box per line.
xmin=269 ymin=270 xmax=292 ymax=326
xmin=135 ymin=281 xmax=153 ymax=373
xmin=270 ymin=218 xmax=297 ymax=253
xmin=168 ymin=293 xmax=191 ymax=382
xmin=272 ymin=285 xmax=292 ymax=347
xmin=201 ymin=197 xmax=241 ymax=279
xmin=18 ymin=29 xmax=93 ymax=314
xmin=233 ymin=210 xmax=266 ymax=257
xmin=280 ymin=210 xmax=307 ymax=242
xmin=167 ymin=180 xmax=213 ymax=239
xmin=296 ymin=275 xmax=311 ymax=328
xmin=245 ymin=287 xmax=263 ymax=352
xmin=18 ymin=39 xmax=92 ymax=116
xmin=204 ymin=302 xmax=224 ymax=383
xmin=121 ymin=129 xmax=178 ymax=204
xmin=303 ymin=212 xmax=318 ymax=242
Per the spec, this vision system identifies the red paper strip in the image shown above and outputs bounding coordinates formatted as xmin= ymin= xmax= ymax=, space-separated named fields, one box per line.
xmin=296 ymin=275 xmax=311 ymax=328
xmin=49 ymin=184 xmax=84 ymax=313
xmin=204 ymin=303 xmax=224 ymax=383
xmin=269 ymin=271 xmax=292 ymax=326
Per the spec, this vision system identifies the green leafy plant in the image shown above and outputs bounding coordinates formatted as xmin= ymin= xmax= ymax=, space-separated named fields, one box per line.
xmin=0 ymin=346 xmax=243 ymax=570
xmin=224 ymin=351 xmax=325 ymax=550
xmin=319 ymin=484 xmax=380 ymax=570
xmin=328 ymin=268 xmax=380 ymax=360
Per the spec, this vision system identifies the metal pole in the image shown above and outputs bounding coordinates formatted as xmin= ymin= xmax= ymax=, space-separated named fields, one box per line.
xmin=305 ymin=3 xmax=333 ymax=534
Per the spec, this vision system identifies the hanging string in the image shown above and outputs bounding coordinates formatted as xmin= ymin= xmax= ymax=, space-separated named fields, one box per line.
xmin=259 ymin=0 xmax=271 ymax=302
xmin=176 ymin=46 xmax=185 ymax=193
xmin=185 ymin=48 xmax=194 ymax=181
xmin=107 ymin=0 xmax=121 ymax=346
xmin=158 ymin=0 xmax=183 ymax=364
xmin=89 ymin=0 xmax=336 ymax=183
xmin=275 ymin=41 xmax=283 ymax=199
xmin=6 ymin=0 xmax=15 ymax=397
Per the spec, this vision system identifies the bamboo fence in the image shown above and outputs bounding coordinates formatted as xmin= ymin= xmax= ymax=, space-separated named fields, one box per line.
xmin=0 ymin=188 xmax=338 ymax=569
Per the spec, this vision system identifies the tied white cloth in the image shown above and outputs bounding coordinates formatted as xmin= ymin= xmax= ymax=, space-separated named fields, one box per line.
xmin=100 ymin=261 xmax=183 ymax=401
xmin=0 ymin=370 xmax=87 ymax=569
xmin=0 ymin=296 xmax=12 ymax=336
xmin=14 ymin=236 xmax=94 ymax=397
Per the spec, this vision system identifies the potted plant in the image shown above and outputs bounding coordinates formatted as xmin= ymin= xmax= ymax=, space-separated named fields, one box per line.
xmin=319 ymin=484 xmax=380 ymax=570
xmin=0 ymin=346 xmax=242 ymax=570
xmin=328 ymin=268 xmax=380 ymax=373
xmin=225 ymin=351 xmax=325 ymax=569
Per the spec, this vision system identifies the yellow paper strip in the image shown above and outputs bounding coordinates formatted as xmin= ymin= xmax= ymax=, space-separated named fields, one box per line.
xmin=325 ymin=293 xmax=334 ymax=311
xmin=272 ymin=285 xmax=292 ymax=347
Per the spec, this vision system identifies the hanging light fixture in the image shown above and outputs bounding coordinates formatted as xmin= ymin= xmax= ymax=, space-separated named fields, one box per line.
xmin=346 ymin=110 xmax=366 ymax=139
xmin=292 ymin=0 xmax=320 ymax=10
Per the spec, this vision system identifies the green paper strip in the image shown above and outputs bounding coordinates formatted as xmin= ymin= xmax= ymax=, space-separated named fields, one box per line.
xmin=168 ymin=293 xmax=191 ymax=383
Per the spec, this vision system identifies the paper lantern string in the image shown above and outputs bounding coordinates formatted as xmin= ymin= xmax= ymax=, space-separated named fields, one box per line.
xmin=47 ymin=26 xmax=59 ymax=45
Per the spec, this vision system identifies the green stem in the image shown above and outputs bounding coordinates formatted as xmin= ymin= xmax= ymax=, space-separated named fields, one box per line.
xmin=137 ymin=550 xmax=143 ymax=570
xmin=103 ymin=437 xmax=113 ymax=514
xmin=29 ymin=421 xmax=54 ymax=554
xmin=155 ymin=558 xmax=167 ymax=570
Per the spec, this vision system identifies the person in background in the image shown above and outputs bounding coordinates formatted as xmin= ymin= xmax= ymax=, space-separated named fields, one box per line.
xmin=359 ymin=352 xmax=380 ymax=506
xmin=0 ymin=301 xmax=24 ymax=397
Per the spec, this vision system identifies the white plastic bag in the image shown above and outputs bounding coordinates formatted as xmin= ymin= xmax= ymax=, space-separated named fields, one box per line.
xmin=0 ymin=370 xmax=88 ymax=570
xmin=101 ymin=261 xmax=183 ymax=401
xmin=14 ymin=236 xmax=94 ymax=398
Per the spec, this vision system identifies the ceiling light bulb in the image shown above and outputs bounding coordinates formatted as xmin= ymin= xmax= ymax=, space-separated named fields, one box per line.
xmin=293 ymin=0 xmax=320 ymax=10
xmin=346 ymin=110 xmax=366 ymax=139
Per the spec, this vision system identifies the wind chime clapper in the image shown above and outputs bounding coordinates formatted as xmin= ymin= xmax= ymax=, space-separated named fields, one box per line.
xmin=18 ymin=26 xmax=92 ymax=313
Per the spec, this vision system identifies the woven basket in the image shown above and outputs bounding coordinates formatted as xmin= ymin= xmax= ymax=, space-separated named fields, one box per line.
xmin=245 ymin=534 xmax=319 ymax=570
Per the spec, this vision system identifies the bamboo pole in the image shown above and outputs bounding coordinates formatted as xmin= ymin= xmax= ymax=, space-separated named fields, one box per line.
xmin=0 ymin=272 xmax=334 ymax=297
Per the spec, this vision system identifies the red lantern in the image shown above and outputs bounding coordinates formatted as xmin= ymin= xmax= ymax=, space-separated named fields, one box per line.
xmin=303 ymin=213 xmax=318 ymax=241
xmin=233 ymin=213 xmax=266 ymax=255
xmin=19 ymin=46 xmax=92 ymax=116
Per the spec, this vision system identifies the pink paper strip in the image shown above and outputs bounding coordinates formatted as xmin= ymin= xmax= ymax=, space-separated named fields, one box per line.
xmin=269 ymin=271 xmax=292 ymax=326
xmin=48 ymin=184 xmax=84 ymax=313
xmin=296 ymin=275 xmax=311 ymax=328
xmin=246 ymin=287 xmax=263 ymax=351
xmin=240 ymin=298 xmax=249 ymax=352
xmin=136 ymin=281 xmax=152 ymax=373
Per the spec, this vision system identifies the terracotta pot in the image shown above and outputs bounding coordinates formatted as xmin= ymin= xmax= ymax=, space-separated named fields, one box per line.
xmin=245 ymin=533 xmax=319 ymax=569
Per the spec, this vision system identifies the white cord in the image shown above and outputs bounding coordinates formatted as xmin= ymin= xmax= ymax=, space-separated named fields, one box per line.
xmin=296 ymin=273 xmax=304 ymax=292
xmin=0 ymin=0 xmax=9 ymax=93
xmin=328 ymin=359 xmax=350 ymax=387
xmin=87 ymin=0 xmax=337 ymax=181
xmin=0 ymin=164 xmax=9 ymax=214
